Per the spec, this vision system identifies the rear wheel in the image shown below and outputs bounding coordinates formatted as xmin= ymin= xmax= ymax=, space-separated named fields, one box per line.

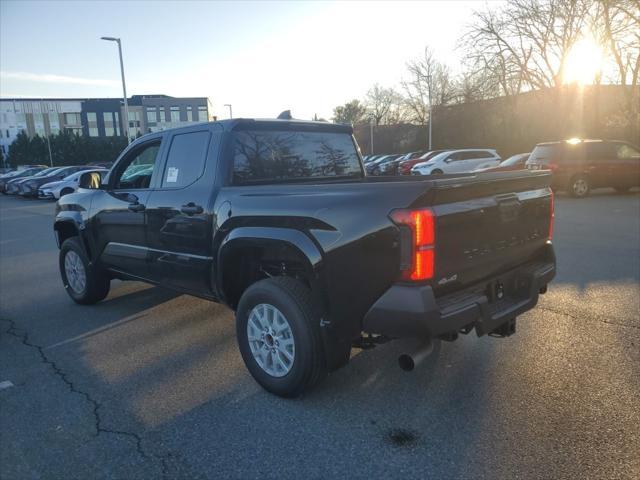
xmin=568 ymin=174 xmax=590 ymax=198
xmin=236 ymin=277 xmax=326 ymax=397
xmin=59 ymin=237 xmax=110 ymax=304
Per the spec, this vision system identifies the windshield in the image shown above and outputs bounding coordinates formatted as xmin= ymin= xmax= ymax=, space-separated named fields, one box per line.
xmin=501 ymin=154 xmax=529 ymax=166
xmin=34 ymin=168 xmax=57 ymax=177
xmin=529 ymin=144 xmax=561 ymax=163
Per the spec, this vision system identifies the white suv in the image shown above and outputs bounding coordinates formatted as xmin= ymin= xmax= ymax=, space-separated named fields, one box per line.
xmin=411 ymin=149 xmax=501 ymax=175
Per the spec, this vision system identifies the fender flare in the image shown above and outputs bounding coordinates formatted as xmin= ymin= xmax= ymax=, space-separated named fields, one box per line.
xmin=216 ymin=226 xmax=323 ymax=296
xmin=53 ymin=212 xmax=89 ymax=256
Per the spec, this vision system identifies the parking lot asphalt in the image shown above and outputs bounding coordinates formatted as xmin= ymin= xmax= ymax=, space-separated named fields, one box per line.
xmin=1 ymin=189 xmax=639 ymax=480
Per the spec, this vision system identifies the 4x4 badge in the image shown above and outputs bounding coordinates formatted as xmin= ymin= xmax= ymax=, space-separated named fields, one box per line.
xmin=438 ymin=274 xmax=458 ymax=286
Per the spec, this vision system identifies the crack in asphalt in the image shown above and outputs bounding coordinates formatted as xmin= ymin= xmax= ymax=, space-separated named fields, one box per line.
xmin=1 ymin=317 xmax=174 ymax=479
xmin=537 ymin=305 xmax=640 ymax=330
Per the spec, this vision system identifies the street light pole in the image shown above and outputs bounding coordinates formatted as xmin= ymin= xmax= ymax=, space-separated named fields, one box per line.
xmin=427 ymin=74 xmax=433 ymax=150
xmin=369 ymin=114 xmax=375 ymax=155
xmin=224 ymin=104 xmax=233 ymax=119
xmin=101 ymin=36 xmax=130 ymax=143
xmin=40 ymin=99 xmax=53 ymax=167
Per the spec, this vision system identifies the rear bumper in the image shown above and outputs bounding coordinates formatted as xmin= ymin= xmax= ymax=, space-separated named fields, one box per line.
xmin=363 ymin=248 xmax=556 ymax=339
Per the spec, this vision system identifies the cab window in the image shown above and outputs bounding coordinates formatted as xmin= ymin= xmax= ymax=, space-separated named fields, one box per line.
xmin=112 ymin=141 xmax=161 ymax=190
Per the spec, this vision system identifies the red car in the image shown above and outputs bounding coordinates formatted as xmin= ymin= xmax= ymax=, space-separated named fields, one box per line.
xmin=398 ymin=150 xmax=448 ymax=175
xmin=475 ymin=153 xmax=530 ymax=173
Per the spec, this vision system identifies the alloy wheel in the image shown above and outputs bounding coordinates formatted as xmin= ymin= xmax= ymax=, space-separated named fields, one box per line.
xmin=246 ymin=303 xmax=295 ymax=377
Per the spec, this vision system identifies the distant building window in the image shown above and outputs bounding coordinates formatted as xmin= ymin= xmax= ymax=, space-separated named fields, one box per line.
xmin=170 ymin=106 xmax=180 ymax=123
xmin=33 ymin=113 xmax=46 ymax=136
xmin=64 ymin=113 xmax=81 ymax=125
xmin=187 ymin=106 xmax=193 ymax=121
xmin=103 ymin=112 xmax=115 ymax=136
xmin=159 ymin=107 xmax=166 ymax=122
xmin=87 ymin=113 xmax=98 ymax=137
xmin=48 ymin=113 xmax=60 ymax=135
xmin=146 ymin=108 xmax=157 ymax=124
xmin=198 ymin=106 xmax=208 ymax=122
xmin=115 ymin=112 xmax=121 ymax=136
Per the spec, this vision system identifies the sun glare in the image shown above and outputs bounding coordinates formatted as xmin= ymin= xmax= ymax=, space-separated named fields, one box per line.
xmin=563 ymin=36 xmax=604 ymax=85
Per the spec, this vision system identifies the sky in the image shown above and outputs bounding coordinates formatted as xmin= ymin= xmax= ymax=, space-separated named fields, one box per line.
xmin=0 ymin=0 xmax=502 ymax=120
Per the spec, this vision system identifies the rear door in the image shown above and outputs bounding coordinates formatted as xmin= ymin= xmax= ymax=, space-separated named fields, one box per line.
xmin=145 ymin=124 xmax=223 ymax=295
xmin=465 ymin=150 xmax=499 ymax=171
xmin=611 ymin=142 xmax=640 ymax=188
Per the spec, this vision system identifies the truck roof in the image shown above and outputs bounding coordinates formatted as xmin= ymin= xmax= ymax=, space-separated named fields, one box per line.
xmin=150 ymin=118 xmax=353 ymax=136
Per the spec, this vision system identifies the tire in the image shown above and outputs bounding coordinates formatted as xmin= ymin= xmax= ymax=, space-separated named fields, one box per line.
xmin=59 ymin=237 xmax=110 ymax=304
xmin=430 ymin=169 xmax=443 ymax=175
xmin=236 ymin=277 xmax=327 ymax=397
xmin=568 ymin=174 xmax=590 ymax=198
xmin=60 ymin=187 xmax=74 ymax=197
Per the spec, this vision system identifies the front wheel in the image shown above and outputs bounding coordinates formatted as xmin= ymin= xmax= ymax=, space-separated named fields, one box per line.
xmin=430 ymin=169 xmax=443 ymax=175
xmin=59 ymin=187 xmax=74 ymax=197
xmin=59 ymin=237 xmax=110 ymax=304
xmin=568 ymin=174 xmax=590 ymax=198
xmin=236 ymin=277 xmax=326 ymax=397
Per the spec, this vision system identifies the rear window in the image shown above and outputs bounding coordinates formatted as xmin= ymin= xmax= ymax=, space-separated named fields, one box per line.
xmin=529 ymin=144 xmax=562 ymax=163
xmin=232 ymin=130 xmax=362 ymax=184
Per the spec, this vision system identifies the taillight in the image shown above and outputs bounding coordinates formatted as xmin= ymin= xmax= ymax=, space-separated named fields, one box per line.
xmin=547 ymin=162 xmax=559 ymax=172
xmin=548 ymin=190 xmax=554 ymax=241
xmin=390 ymin=208 xmax=435 ymax=281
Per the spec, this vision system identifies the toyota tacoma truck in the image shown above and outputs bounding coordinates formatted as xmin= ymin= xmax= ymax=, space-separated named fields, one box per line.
xmin=54 ymin=119 xmax=555 ymax=397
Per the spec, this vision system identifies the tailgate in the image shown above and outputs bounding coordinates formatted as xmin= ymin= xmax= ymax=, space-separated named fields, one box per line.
xmin=418 ymin=171 xmax=553 ymax=294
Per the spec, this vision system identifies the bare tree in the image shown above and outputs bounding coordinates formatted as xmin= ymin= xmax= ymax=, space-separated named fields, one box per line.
xmin=464 ymin=0 xmax=592 ymax=91
xmin=401 ymin=47 xmax=455 ymax=124
xmin=364 ymin=84 xmax=394 ymax=125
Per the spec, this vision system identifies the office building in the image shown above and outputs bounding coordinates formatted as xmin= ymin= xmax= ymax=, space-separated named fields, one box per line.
xmin=0 ymin=95 xmax=212 ymax=156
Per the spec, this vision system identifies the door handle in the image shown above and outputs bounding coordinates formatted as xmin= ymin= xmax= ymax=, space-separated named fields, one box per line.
xmin=128 ymin=202 xmax=146 ymax=212
xmin=180 ymin=203 xmax=203 ymax=215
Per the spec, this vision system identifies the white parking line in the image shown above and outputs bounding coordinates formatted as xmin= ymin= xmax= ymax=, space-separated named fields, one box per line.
xmin=0 ymin=380 xmax=15 ymax=391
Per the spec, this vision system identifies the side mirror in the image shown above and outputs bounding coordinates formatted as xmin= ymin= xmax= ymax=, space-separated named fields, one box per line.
xmin=79 ymin=171 xmax=103 ymax=190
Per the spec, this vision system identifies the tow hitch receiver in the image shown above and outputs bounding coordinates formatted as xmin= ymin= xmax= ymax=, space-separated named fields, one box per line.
xmin=489 ymin=318 xmax=516 ymax=338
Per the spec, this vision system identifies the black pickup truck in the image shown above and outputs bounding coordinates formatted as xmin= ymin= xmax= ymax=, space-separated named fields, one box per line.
xmin=54 ymin=119 xmax=555 ymax=397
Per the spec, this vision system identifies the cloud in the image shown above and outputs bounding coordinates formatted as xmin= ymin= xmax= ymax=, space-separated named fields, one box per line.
xmin=0 ymin=71 xmax=119 ymax=87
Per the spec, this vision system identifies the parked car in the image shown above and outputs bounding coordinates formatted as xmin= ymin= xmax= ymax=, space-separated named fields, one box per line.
xmin=39 ymin=168 xmax=109 ymax=200
xmin=412 ymin=149 xmax=501 ymax=175
xmin=16 ymin=165 xmax=89 ymax=197
xmin=367 ymin=154 xmax=403 ymax=175
xmin=377 ymin=151 xmax=428 ymax=175
xmin=475 ymin=153 xmax=530 ymax=173
xmin=526 ymin=139 xmax=640 ymax=197
xmin=1 ymin=167 xmax=48 ymax=193
xmin=54 ymin=118 xmax=555 ymax=397
xmin=398 ymin=150 xmax=449 ymax=175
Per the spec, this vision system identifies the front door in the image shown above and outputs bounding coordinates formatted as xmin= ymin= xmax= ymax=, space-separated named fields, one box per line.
xmin=90 ymin=139 xmax=163 ymax=278
xmin=145 ymin=126 xmax=221 ymax=295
